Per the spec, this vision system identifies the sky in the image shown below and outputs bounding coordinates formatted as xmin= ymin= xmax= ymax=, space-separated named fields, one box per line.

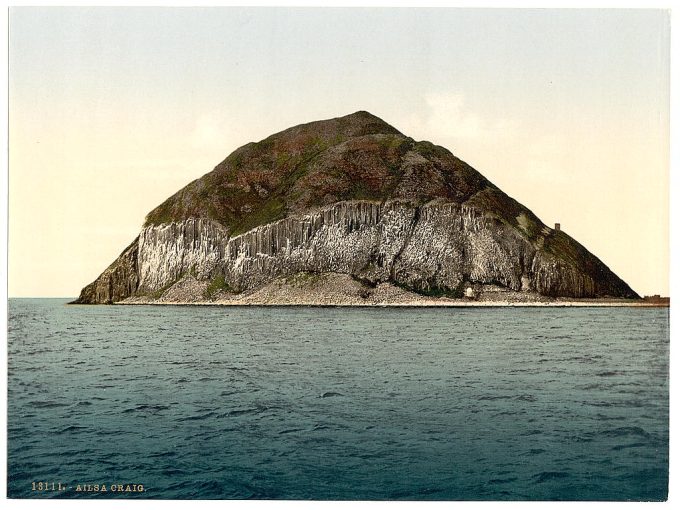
xmin=8 ymin=7 xmax=670 ymax=297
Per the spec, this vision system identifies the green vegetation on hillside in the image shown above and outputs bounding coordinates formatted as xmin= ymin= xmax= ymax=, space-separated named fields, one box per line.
xmin=204 ymin=274 xmax=234 ymax=299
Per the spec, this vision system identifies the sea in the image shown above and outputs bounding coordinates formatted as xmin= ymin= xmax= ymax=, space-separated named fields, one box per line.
xmin=7 ymin=298 xmax=669 ymax=500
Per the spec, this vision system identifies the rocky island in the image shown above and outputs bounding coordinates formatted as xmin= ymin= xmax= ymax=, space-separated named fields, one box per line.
xmin=72 ymin=111 xmax=643 ymax=306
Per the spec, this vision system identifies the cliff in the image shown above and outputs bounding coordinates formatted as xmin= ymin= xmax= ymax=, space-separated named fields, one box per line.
xmin=72 ymin=111 xmax=638 ymax=304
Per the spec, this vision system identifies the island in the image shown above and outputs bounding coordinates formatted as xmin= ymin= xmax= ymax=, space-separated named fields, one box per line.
xmin=72 ymin=111 xmax=661 ymax=307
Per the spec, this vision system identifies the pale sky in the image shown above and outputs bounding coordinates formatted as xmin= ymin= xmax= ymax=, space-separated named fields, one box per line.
xmin=8 ymin=7 xmax=670 ymax=297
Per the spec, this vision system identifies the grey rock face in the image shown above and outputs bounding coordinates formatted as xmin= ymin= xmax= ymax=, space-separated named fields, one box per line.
xmin=73 ymin=199 xmax=636 ymax=303
xmin=72 ymin=238 xmax=139 ymax=304
xmin=137 ymin=218 xmax=230 ymax=293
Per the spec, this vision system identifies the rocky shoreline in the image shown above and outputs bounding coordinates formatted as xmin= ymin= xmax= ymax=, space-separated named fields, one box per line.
xmin=114 ymin=301 xmax=668 ymax=308
xmin=105 ymin=272 xmax=665 ymax=308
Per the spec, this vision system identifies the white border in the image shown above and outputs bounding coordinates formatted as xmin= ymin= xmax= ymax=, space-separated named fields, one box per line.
xmin=1 ymin=2 xmax=675 ymax=510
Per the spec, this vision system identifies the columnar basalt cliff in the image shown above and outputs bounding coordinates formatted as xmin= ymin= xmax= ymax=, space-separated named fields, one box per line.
xmin=72 ymin=111 xmax=638 ymax=304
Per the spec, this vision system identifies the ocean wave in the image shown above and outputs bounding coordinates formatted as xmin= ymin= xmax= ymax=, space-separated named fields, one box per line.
xmin=533 ymin=471 xmax=570 ymax=483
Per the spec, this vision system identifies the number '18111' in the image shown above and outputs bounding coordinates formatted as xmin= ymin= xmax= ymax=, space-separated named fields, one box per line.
xmin=32 ymin=481 xmax=65 ymax=491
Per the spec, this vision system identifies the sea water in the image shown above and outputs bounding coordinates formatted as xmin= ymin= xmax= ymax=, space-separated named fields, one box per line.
xmin=7 ymin=299 xmax=669 ymax=500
